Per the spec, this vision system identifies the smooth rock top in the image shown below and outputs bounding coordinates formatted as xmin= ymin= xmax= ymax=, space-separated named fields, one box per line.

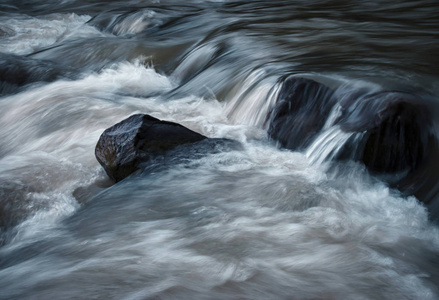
xmin=95 ymin=114 xmax=206 ymax=182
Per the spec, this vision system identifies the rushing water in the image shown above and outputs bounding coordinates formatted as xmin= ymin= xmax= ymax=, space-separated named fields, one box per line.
xmin=1 ymin=0 xmax=439 ymax=299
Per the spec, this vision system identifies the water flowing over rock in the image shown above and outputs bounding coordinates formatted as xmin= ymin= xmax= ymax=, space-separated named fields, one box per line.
xmin=87 ymin=8 xmax=162 ymax=36
xmin=0 ymin=54 xmax=75 ymax=95
xmin=0 ymin=25 xmax=14 ymax=37
xmin=2 ymin=1 xmax=439 ymax=299
xmin=95 ymin=114 xmax=207 ymax=182
xmin=268 ymin=78 xmax=439 ymax=209
xmin=336 ymin=91 xmax=439 ymax=210
xmin=267 ymin=77 xmax=336 ymax=150
xmin=338 ymin=91 xmax=435 ymax=174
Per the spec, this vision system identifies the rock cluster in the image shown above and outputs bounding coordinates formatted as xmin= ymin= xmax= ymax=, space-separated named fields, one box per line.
xmin=266 ymin=76 xmax=438 ymax=207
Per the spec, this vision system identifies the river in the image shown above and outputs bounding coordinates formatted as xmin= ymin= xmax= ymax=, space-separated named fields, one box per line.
xmin=0 ymin=0 xmax=439 ymax=299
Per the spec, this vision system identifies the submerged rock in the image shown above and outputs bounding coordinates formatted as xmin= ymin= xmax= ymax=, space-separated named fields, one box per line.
xmin=0 ymin=54 xmax=76 ymax=95
xmin=87 ymin=9 xmax=161 ymax=36
xmin=267 ymin=77 xmax=336 ymax=150
xmin=0 ymin=25 xmax=14 ymax=37
xmin=95 ymin=114 xmax=207 ymax=182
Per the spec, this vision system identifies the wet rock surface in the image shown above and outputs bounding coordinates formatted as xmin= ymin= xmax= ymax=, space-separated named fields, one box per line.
xmin=267 ymin=77 xmax=336 ymax=150
xmin=338 ymin=91 xmax=435 ymax=174
xmin=268 ymin=78 xmax=439 ymax=213
xmin=95 ymin=114 xmax=207 ymax=182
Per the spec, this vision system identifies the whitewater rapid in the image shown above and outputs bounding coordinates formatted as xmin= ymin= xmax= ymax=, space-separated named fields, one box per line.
xmin=1 ymin=1 xmax=439 ymax=299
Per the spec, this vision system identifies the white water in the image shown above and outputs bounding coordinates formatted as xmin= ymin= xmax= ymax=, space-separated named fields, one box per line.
xmin=0 ymin=13 xmax=102 ymax=55
xmin=1 ymin=59 xmax=438 ymax=299
xmin=1 ymin=4 xmax=439 ymax=300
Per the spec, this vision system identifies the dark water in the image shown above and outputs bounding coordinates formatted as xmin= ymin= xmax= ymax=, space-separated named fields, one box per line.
xmin=1 ymin=0 xmax=439 ymax=299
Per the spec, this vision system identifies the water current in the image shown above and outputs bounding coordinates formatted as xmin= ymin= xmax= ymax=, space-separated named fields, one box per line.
xmin=0 ymin=0 xmax=439 ymax=299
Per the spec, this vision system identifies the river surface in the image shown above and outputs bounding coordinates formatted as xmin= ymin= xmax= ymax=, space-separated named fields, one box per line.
xmin=1 ymin=0 xmax=439 ymax=299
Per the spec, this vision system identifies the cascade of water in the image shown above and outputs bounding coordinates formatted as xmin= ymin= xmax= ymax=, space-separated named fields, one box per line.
xmin=0 ymin=1 xmax=438 ymax=299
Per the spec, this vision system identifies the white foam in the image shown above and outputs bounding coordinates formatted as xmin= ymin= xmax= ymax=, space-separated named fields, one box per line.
xmin=305 ymin=126 xmax=360 ymax=166
xmin=0 ymin=13 xmax=104 ymax=55
xmin=0 ymin=56 xmax=437 ymax=300
xmin=225 ymin=69 xmax=280 ymax=129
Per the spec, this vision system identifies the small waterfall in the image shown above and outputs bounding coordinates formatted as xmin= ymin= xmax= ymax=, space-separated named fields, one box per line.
xmin=225 ymin=70 xmax=280 ymax=128
xmin=306 ymin=102 xmax=360 ymax=166
xmin=305 ymin=126 xmax=361 ymax=166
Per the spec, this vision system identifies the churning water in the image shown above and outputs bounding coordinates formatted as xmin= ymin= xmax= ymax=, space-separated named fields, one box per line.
xmin=0 ymin=0 xmax=439 ymax=299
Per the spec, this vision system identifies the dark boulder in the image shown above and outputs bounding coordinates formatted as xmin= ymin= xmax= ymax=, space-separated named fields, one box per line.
xmin=336 ymin=91 xmax=439 ymax=219
xmin=267 ymin=77 xmax=435 ymax=175
xmin=337 ymin=91 xmax=434 ymax=175
xmin=266 ymin=77 xmax=439 ymax=219
xmin=95 ymin=114 xmax=207 ymax=182
xmin=267 ymin=77 xmax=336 ymax=150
